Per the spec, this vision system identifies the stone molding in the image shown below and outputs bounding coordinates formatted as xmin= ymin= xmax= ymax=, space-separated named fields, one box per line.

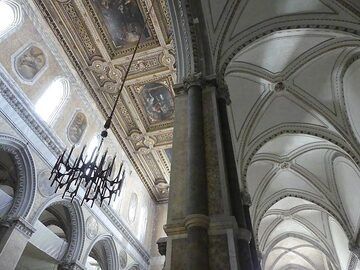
xmin=156 ymin=237 xmax=167 ymax=256
xmin=350 ymin=242 xmax=360 ymax=259
xmin=238 ymin=228 xmax=252 ymax=243
xmin=241 ymin=191 xmax=252 ymax=207
xmin=1 ymin=217 xmax=36 ymax=238
xmin=165 ymin=215 xmax=244 ymax=236
xmin=0 ymin=69 xmax=64 ymax=157
xmin=0 ymin=134 xmax=36 ymax=221
xmin=58 ymin=261 xmax=86 ymax=270
xmin=216 ymin=83 xmax=231 ymax=105
xmin=183 ymin=72 xmax=204 ymax=89
xmin=184 ymin=214 xmax=210 ymax=230
xmin=0 ymin=69 xmax=150 ymax=264
xmin=101 ymin=204 xmax=150 ymax=263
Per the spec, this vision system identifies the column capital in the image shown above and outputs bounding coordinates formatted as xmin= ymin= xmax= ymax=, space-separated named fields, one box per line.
xmin=183 ymin=73 xmax=204 ymax=89
xmin=241 ymin=191 xmax=252 ymax=207
xmin=216 ymin=83 xmax=231 ymax=105
xmin=58 ymin=261 xmax=86 ymax=270
xmin=349 ymin=242 xmax=360 ymax=259
xmin=157 ymin=237 xmax=167 ymax=256
xmin=1 ymin=217 xmax=36 ymax=238
xmin=238 ymin=227 xmax=252 ymax=243
xmin=182 ymin=73 xmax=218 ymax=90
xmin=184 ymin=214 xmax=210 ymax=230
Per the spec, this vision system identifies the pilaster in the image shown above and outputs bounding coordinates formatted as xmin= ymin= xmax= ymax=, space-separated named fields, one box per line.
xmin=0 ymin=217 xmax=36 ymax=270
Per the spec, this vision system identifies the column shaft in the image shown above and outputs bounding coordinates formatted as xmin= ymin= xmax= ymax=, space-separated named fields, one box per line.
xmin=185 ymin=82 xmax=209 ymax=270
xmin=217 ymin=96 xmax=255 ymax=270
xmin=186 ymin=83 xmax=207 ymax=215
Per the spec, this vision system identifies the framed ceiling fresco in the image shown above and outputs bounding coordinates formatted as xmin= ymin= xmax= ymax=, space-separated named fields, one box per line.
xmin=84 ymin=0 xmax=159 ymax=58
xmin=33 ymin=0 xmax=175 ymax=201
xmin=92 ymin=0 xmax=151 ymax=48
xmin=140 ymin=82 xmax=174 ymax=123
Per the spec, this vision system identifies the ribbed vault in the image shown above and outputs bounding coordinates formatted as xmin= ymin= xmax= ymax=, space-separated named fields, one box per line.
xmin=223 ymin=27 xmax=360 ymax=269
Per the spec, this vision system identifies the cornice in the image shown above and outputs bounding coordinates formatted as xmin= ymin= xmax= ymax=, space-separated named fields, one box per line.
xmin=30 ymin=0 xmax=174 ymax=202
xmin=0 ymin=69 xmax=64 ymax=157
xmin=4 ymin=217 xmax=36 ymax=238
xmin=0 ymin=71 xmax=150 ymax=264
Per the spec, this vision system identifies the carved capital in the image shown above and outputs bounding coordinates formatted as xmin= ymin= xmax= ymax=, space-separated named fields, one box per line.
xmin=241 ymin=191 xmax=252 ymax=207
xmin=349 ymin=242 xmax=360 ymax=259
xmin=183 ymin=72 xmax=203 ymax=89
xmin=238 ymin=228 xmax=252 ymax=243
xmin=1 ymin=217 xmax=36 ymax=238
xmin=184 ymin=214 xmax=210 ymax=230
xmin=156 ymin=237 xmax=167 ymax=256
xmin=173 ymin=83 xmax=187 ymax=97
xmin=216 ymin=83 xmax=231 ymax=105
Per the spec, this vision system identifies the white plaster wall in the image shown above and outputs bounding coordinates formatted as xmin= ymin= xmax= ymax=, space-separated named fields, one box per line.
xmin=0 ymin=1 xmax=159 ymax=268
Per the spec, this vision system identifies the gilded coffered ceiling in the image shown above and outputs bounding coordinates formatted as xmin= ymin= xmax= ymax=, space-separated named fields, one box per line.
xmin=33 ymin=0 xmax=176 ymax=202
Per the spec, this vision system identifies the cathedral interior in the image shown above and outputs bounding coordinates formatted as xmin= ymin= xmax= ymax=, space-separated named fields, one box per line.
xmin=0 ymin=0 xmax=360 ymax=269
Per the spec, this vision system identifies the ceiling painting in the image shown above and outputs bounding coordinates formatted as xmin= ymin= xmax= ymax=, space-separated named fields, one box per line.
xmin=83 ymin=0 xmax=160 ymax=58
xmin=91 ymin=0 xmax=151 ymax=48
xmin=33 ymin=0 xmax=175 ymax=202
xmin=141 ymin=82 xmax=174 ymax=123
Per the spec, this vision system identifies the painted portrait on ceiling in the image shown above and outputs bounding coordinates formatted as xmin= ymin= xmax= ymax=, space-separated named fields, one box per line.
xmin=141 ymin=83 xmax=174 ymax=122
xmin=15 ymin=46 xmax=46 ymax=82
xmin=92 ymin=0 xmax=151 ymax=47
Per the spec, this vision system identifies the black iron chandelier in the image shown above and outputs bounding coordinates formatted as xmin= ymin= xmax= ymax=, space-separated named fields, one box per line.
xmin=49 ymin=1 xmax=156 ymax=207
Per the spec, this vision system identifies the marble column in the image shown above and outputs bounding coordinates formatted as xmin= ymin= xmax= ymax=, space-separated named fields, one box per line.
xmin=217 ymin=89 xmax=255 ymax=270
xmin=164 ymin=75 xmax=244 ymax=270
xmin=184 ymin=74 xmax=209 ymax=270
xmin=0 ymin=217 xmax=35 ymax=270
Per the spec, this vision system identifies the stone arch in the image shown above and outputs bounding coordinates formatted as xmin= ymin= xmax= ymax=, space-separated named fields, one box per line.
xmin=0 ymin=133 xmax=36 ymax=220
xmin=254 ymin=193 xmax=352 ymax=244
xmin=30 ymin=196 xmax=85 ymax=263
xmin=338 ymin=51 xmax=360 ymax=147
xmin=83 ymin=234 xmax=119 ymax=270
xmin=242 ymin=125 xmax=359 ymax=185
xmin=257 ymin=196 xmax=349 ymax=269
xmin=219 ymin=22 xmax=360 ymax=83
xmin=262 ymin=232 xmax=339 ymax=268
xmin=128 ymin=263 xmax=140 ymax=270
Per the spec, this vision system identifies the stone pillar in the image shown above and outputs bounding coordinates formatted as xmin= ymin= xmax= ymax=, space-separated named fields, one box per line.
xmin=241 ymin=192 xmax=261 ymax=270
xmin=184 ymin=74 xmax=209 ymax=270
xmin=164 ymin=74 xmax=243 ymax=270
xmin=0 ymin=217 xmax=35 ymax=270
xmin=217 ymin=88 xmax=255 ymax=270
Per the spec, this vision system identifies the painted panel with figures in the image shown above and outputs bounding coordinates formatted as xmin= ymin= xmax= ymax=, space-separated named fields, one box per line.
xmin=14 ymin=45 xmax=46 ymax=83
xmin=141 ymin=83 xmax=174 ymax=123
xmin=67 ymin=112 xmax=87 ymax=145
xmin=92 ymin=0 xmax=151 ymax=48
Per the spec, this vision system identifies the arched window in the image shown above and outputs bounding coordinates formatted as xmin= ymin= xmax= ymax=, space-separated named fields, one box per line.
xmin=0 ymin=0 xmax=22 ymax=40
xmin=35 ymin=78 xmax=69 ymax=124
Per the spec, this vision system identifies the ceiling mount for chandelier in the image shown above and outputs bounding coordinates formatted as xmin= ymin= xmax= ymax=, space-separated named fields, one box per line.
xmin=49 ymin=0 xmax=156 ymax=207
